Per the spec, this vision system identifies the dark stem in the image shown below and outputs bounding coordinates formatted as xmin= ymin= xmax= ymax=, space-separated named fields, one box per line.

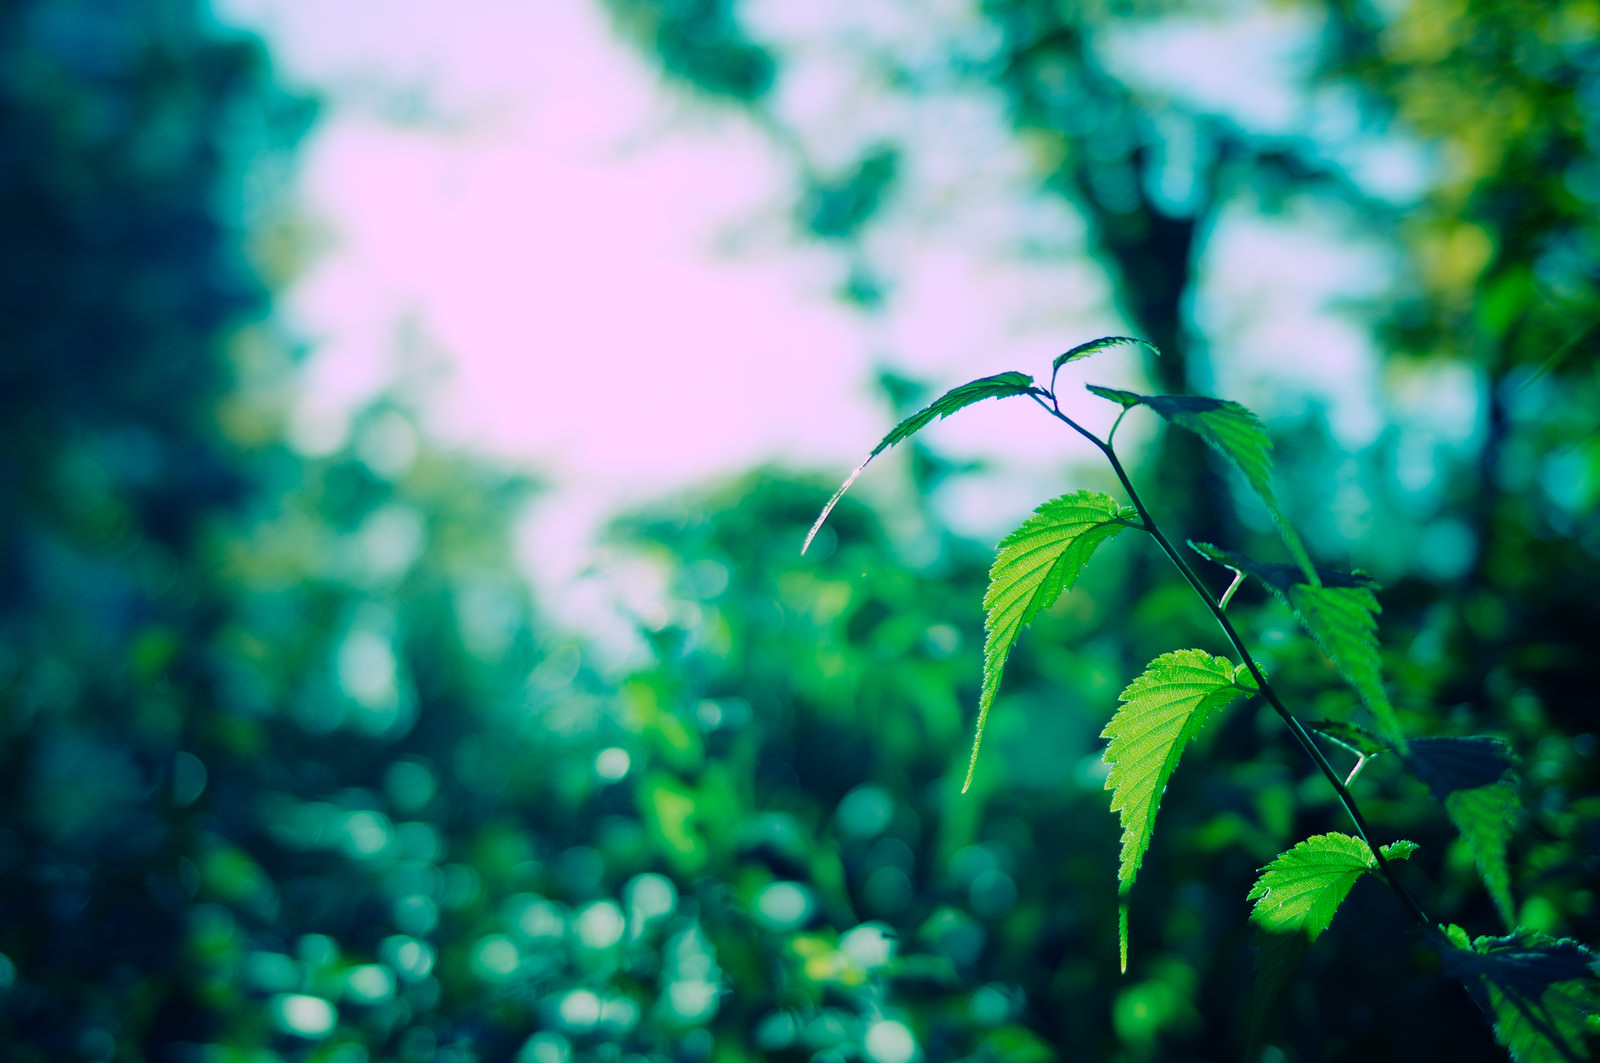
xmin=1035 ymin=391 xmax=1431 ymax=929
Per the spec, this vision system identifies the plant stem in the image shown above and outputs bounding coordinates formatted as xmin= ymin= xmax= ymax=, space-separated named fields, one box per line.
xmin=1036 ymin=393 xmax=1432 ymax=929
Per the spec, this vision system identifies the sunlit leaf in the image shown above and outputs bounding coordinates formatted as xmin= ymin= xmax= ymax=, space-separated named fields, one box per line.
xmin=1191 ymin=541 xmax=1404 ymax=749
xmin=1408 ymin=736 xmax=1521 ymax=925
xmin=1141 ymin=395 xmax=1315 ymax=584
xmin=1246 ymin=834 xmax=1418 ymax=1050
xmin=964 ymin=491 xmax=1139 ymax=792
xmin=1102 ymin=649 xmax=1255 ymax=971
xmin=1435 ymin=926 xmax=1600 ymax=1063
xmin=803 ymin=372 xmax=1035 ymax=554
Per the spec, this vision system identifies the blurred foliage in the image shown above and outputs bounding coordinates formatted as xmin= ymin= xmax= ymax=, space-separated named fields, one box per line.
xmin=1 ymin=0 xmax=1596 ymax=1061
xmin=604 ymin=0 xmax=1600 ymax=1057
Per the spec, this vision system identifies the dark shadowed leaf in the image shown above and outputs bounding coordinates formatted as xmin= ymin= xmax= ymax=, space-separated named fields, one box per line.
xmin=1435 ymin=926 xmax=1600 ymax=1063
xmin=1408 ymin=737 xmax=1521 ymax=925
xmin=1308 ymin=720 xmax=1390 ymax=759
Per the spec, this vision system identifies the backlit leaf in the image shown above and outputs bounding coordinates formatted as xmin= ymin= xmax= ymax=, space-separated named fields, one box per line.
xmin=1086 ymin=383 xmax=1144 ymax=408
xmin=1246 ymin=834 xmax=1418 ymax=1050
xmin=1191 ymin=541 xmax=1404 ymax=749
xmin=803 ymin=372 xmax=1035 ymax=554
xmin=964 ymin=491 xmax=1138 ymax=792
xmin=1141 ymin=395 xmax=1315 ymax=584
xmin=1435 ymin=927 xmax=1600 ymax=1063
xmin=1102 ymin=649 xmax=1255 ymax=971
xmin=1051 ymin=335 xmax=1158 ymax=385
xmin=1408 ymin=736 xmax=1521 ymax=926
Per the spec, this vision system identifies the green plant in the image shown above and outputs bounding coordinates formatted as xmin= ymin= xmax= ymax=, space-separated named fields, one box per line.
xmin=803 ymin=337 xmax=1600 ymax=1061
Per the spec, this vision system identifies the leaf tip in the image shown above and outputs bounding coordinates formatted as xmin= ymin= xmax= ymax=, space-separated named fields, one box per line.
xmin=1118 ymin=903 xmax=1129 ymax=974
xmin=801 ymin=463 xmax=868 ymax=555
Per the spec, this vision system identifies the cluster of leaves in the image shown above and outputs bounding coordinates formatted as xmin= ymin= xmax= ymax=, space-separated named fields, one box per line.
xmin=805 ymin=338 xmax=1600 ymax=1061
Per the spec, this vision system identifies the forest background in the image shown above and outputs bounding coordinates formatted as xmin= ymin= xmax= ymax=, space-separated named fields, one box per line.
xmin=1 ymin=0 xmax=1597 ymax=1061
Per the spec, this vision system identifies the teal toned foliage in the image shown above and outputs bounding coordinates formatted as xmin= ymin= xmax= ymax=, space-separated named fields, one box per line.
xmin=1408 ymin=737 xmax=1523 ymax=926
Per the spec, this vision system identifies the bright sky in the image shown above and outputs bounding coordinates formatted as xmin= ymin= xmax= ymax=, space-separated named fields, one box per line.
xmin=210 ymin=0 xmax=1124 ymax=621
xmin=209 ymin=0 xmax=1437 ymax=654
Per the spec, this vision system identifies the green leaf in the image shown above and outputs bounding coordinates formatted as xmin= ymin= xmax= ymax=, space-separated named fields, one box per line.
xmin=1053 ymin=335 xmax=1158 ymax=372
xmin=1086 ymin=383 xmax=1144 ymax=408
xmin=803 ymin=372 xmax=1035 ymax=553
xmin=1051 ymin=336 xmax=1157 ymax=393
xmin=964 ymin=491 xmax=1138 ymax=792
xmin=1102 ymin=649 xmax=1255 ymax=972
xmin=1434 ymin=928 xmax=1600 ymax=1063
xmin=1141 ymin=395 xmax=1316 ymax=585
xmin=1308 ymin=719 xmax=1390 ymax=759
xmin=1407 ymin=736 xmax=1521 ymax=926
xmin=1246 ymin=834 xmax=1418 ymax=1050
xmin=1191 ymin=541 xmax=1404 ymax=749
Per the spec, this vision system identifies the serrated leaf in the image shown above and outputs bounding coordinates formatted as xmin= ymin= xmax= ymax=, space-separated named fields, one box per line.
xmin=1086 ymin=383 xmax=1144 ymax=408
xmin=1191 ymin=541 xmax=1404 ymax=749
xmin=1102 ymin=649 xmax=1255 ymax=971
xmin=1435 ymin=928 xmax=1600 ymax=1063
xmin=1141 ymin=395 xmax=1315 ymax=585
xmin=803 ymin=372 xmax=1034 ymax=553
xmin=1050 ymin=336 xmax=1158 ymax=393
xmin=1053 ymin=335 xmax=1158 ymax=373
xmin=964 ymin=491 xmax=1138 ymax=792
xmin=1245 ymin=834 xmax=1418 ymax=1050
xmin=1408 ymin=736 xmax=1521 ymax=925
xmin=1290 ymin=584 xmax=1402 ymax=743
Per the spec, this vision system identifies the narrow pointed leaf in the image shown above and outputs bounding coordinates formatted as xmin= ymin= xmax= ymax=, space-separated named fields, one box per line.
xmin=964 ymin=491 xmax=1138 ymax=791
xmin=1050 ymin=336 xmax=1157 ymax=392
xmin=1289 ymin=583 xmax=1402 ymax=745
xmin=1102 ymin=649 xmax=1255 ymax=970
xmin=1407 ymin=736 xmax=1521 ymax=925
xmin=1308 ymin=719 xmax=1390 ymax=759
xmin=1246 ymin=834 xmax=1418 ymax=1049
xmin=1053 ymin=335 xmax=1158 ymax=374
xmin=803 ymin=372 xmax=1034 ymax=553
xmin=1142 ymin=395 xmax=1316 ymax=584
xmin=1434 ymin=928 xmax=1600 ymax=1063
xmin=1191 ymin=541 xmax=1404 ymax=749
xmin=1086 ymin=383 xmax=1144 ymax=408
